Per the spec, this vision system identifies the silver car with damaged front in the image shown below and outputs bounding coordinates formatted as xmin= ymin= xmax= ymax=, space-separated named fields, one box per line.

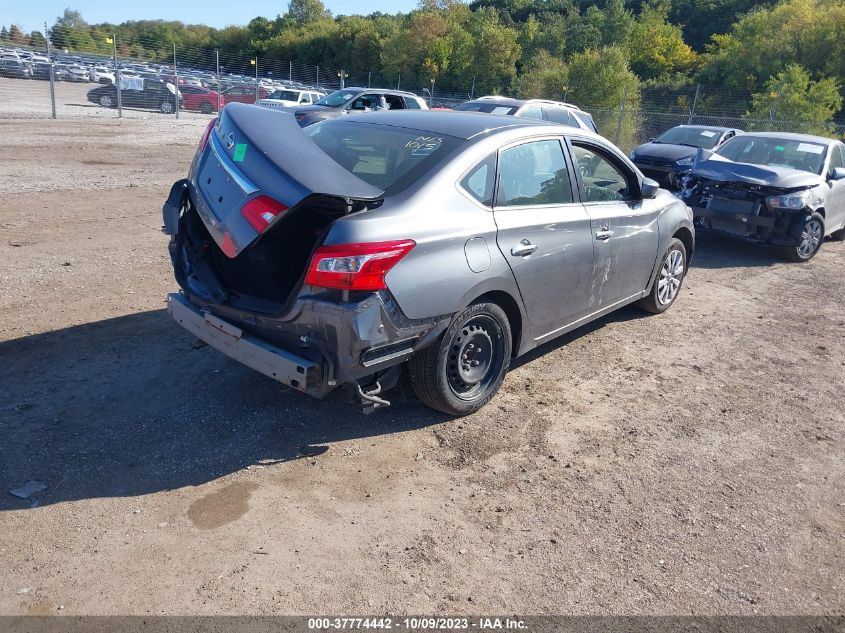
xmin=163 ymin=104 xmax=694 ymax=415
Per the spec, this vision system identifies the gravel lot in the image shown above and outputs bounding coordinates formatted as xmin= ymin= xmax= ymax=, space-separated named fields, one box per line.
xmin=0 ymin=111 xmax=843 ymax=617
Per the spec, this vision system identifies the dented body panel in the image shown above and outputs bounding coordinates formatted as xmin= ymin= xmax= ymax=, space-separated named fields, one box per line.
xmin=163 ymin=108 xmax=694 ymax=404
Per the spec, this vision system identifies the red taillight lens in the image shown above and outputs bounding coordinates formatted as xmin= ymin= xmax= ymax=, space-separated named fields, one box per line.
xmin=199 ymin=117 xmax=217 ymax=151
xmin=305 ymin=240 xmax=416 ymax=291
xmin=240 ymin=195 xmax=288 ymax=233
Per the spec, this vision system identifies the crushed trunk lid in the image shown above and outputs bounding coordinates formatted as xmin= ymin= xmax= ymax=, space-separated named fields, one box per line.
xmin=192 ymin=102 xmax=383 ymax=257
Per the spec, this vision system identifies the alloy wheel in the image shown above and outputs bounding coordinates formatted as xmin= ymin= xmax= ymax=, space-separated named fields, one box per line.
xmin=657 ymin=248 xmax=685 ymax=306
xmin=797 ymin=219 xmax=823 ymax=259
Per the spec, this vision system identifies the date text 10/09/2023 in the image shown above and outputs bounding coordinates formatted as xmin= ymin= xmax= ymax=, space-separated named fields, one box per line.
xmin=307 ymin=618 xmax=528 ymax=630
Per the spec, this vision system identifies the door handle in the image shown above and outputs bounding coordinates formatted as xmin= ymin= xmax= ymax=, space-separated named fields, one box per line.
xmin=511 ymin=239 xmax=538 ymax=257
xmin=595 ymin=229 xmax=613 ymax=241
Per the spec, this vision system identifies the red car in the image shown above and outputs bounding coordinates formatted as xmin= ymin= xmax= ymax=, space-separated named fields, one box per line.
xmin=178 ymin=86 xmax=225 ymax=114
xmin=221 ymin=84 xmax=270 ymax=104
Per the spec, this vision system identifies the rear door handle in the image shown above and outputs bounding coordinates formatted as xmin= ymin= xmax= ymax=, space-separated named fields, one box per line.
xmin=595 ymin=229 xmax=613 ymax=241
xmin=511 ymin=240 xmax=538 ymax=257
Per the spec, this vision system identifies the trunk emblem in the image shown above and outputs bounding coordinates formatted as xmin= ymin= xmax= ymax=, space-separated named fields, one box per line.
xmin=226 ymin=132 xmax=235 ymax=150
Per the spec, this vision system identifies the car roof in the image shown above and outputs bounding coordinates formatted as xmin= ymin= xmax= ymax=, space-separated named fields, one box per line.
xmin=735 ymin=131 xmax=836 ymax=145
xmin=338 ymin=110 xmax=584 ymax=140
xmin=335 ymin=87 xmax=422 ymax=98
xmin=671 ymin=124 xmax=738 ymax=132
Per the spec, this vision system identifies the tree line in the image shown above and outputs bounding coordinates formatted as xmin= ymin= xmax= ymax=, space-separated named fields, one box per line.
xmin=1 ymin=0 xmax=843 ymax=131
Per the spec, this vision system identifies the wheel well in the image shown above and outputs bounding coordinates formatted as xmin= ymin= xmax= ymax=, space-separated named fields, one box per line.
xmin=673 ymin=226 xmax=694 ymax=264
xmin=815 ymin=207 xmax=826 ymax=219
xmin=474 ymin=291 xmax=522 ymax=357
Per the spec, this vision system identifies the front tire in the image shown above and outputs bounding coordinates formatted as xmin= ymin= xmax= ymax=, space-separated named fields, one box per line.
xmin=636 ymin=237 xmax=687 ymax=314
xmin=785 ymin=213 xmax=824 ymax=262
xmin=160 ymin=100 xmax=174 ymax=114
xmin=409 ymin=302 xmax=511 ymax=416
xmin=199 ymin=102 xmax=213 ymax=114
xmin=99 ymin=94 xmax=113 ymax=108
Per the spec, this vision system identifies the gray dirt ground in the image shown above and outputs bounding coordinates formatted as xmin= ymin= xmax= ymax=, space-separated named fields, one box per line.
xmin=0 ymin=111 xmax=843 ymax=616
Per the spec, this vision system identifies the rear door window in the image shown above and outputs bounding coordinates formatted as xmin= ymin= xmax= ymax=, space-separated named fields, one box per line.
xmin=496 ymin=139 xmax=574 ymax=207
xmin=403 ymin=96 xmax=422 ymax=110
xmin=545 ymin=107 xmax=579 ymax=128
xmin=385 ymin=95 xmax=404 ymax=110
xmin=519 ymin=106 xmax=544 ymax=120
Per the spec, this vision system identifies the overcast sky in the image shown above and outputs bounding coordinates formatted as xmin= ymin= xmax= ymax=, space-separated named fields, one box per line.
xmin=1 ymin=0 xmax=417 ymax=34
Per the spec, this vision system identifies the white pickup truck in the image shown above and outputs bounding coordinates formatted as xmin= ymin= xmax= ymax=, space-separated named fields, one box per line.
xmin=256 ymin=88 xmax=325 ymax=109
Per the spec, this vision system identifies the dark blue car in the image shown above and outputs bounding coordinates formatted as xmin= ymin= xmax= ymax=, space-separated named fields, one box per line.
xmin=630 ymin=125 xmax=742 ymax=190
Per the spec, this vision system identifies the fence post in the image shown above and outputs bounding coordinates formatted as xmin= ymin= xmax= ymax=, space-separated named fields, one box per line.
xmin=289 ymin=61 xmax=292 ymax=83
xmin=397 ymin=73 xmax=400 ymax=90
xmin=216 ymin=50 xmax=221 ymax=113
xmin=688 ymin=83 xmax=700 ymax=125
xmin=470 ymin=76 xmax=476 ymax=100
xmin=45 ymin=23 xmax=56 ymax=119
xmin=113 ymin=34 xmax=122 ymax=118
xmin=614 ymin=84 xmax=628 ymax=146
xmin=316 ymin=66 xmax=319 ymax=90
xmin=173 ymin=43 xmax=179 ymax=119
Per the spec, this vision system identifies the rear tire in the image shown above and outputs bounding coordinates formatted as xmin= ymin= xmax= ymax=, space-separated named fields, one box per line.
xmin=409 ymin=302 xmax=511 ymax=416
xmin=99 ymin=94 xmax=113 ymax=108
xmin=199 ymin=102 xmax=213 ymax=114
xmin=160 ymin=100 xmax=174 ymax=114
xmin=636 ymin=238 xmax=687 ymax=314
xmin=784 ymin=213 xmax=824 ymax=262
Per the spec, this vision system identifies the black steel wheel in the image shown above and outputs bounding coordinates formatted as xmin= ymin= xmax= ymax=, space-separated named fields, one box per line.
xmin=409 ymin=302 xmax=511 ymax=416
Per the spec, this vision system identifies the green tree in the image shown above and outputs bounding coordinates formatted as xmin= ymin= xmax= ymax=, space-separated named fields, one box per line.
xmin=285 ymin=0 xmax=331 ymax=27
xmin=699 ymin=0 xmax=845 ymax=100
xmin=746 ymin=64 xmax=843 ymax=136
xmin=8 ymin=24 xmax=26 ymax=44
xmin=515 ymin=49 xmax=568 ymax=99
xmin=567 ymin=46 xmax=641 ymax=149
xmin=29 ymin=31 xmax=48 ymax=48
xmin=627 ymin=6 xmax=697 ymax=81
xmin=0 ymin=26 xmax=8 ymax=41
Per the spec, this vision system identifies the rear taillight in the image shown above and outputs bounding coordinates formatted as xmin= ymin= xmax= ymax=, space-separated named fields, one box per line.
xmin=305 ymin=240 xmax=416 ymax=291
xmin=199 ymin=117 xmax=217 ymax=151
xmin=240 ymin=195 xmax=288 ymax=233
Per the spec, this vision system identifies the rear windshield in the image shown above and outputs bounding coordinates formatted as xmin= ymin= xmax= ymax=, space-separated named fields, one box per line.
xmin=716 ymin=136 xmax=827 ymax=175
xmin=304 ymin=120 xmax=461 ymax=193
xmin=655 ymin=126 xmax=725 ymax=150
xmin=455 ymin=102 xmax=519 ymax=116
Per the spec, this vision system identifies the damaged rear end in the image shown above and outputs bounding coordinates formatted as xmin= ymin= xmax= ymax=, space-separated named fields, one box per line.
xmin=162 ymin=103 xmax=446 ymax=410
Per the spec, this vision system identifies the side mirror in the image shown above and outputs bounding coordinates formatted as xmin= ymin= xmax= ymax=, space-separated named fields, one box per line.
xmin=641 ymin=178 xmax=660 ymax=199
xmin=830 ymin=167 xmax=845 ymax=181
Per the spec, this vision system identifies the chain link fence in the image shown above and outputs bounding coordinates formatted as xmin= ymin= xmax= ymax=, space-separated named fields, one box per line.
xmin=1 ymin=27 xmax=843 ymax=151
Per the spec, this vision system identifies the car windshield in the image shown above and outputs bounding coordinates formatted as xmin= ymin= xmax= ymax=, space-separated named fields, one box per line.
xmin=715 ymin=136 xmax=828 ymax=175
xmin=314 ymin=89 xmax=360 ymax=107
xmin=654 ymin=127 xmax=725 ymax=149
xmin=304 ymin=120 xmax=460 ymax=193
xmin=269 ymin=90 xmax=300 ymax=101
xmin=455 ymin=102 xmax=519 ymax=116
